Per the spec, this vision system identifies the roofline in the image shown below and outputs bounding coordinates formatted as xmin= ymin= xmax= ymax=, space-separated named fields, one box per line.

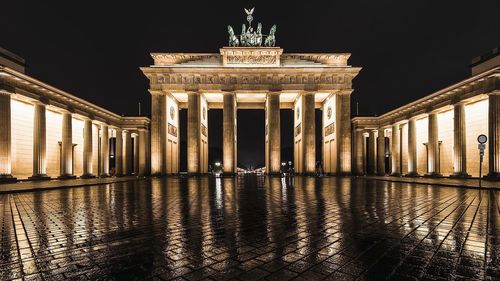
xmin=354 ymin=66 xmax=499 ymax=124
xmin=0 ymin=66 xmax=150 ymax=125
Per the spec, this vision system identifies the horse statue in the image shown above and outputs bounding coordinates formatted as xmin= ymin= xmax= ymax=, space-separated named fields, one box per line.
xmin=256 ymin=23 xmax=263 ymax=46
xmin=227 ymin=25 xmax=239 ymax=47
xmin=240 ymin=24 xmax=247 ymax=46
xmin=264 ymin=25 xmax=277 ymax=47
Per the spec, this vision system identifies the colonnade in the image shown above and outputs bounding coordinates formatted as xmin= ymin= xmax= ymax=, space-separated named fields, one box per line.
xmin=353 ymin=92 xmax=500 ymax=180
xmin=151 ymin=90 xmax=352 ymax=176
xmin=0 ymin=88 xmax=149 ymax=181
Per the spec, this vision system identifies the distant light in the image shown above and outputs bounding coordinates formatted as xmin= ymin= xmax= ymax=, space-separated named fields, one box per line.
xmin=281 ymin=162 xmax=286 ymax=166
xmin=215 ymin=162 xmax=221 ymax=167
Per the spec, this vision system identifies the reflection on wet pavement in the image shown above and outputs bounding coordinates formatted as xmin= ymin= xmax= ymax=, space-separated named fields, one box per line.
xmin=0 ymin=176 xmax=499 ymax=280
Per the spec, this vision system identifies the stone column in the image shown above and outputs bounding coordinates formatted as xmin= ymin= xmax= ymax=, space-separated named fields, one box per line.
xmin=407 ymin=117 xmax=419 ymax=176
xmin=487 ymin=92 xmax=500 ymax=180
xmin=59 ymin=111 xmax=75 ymax=179
xmin=426 ymin=112 xmax=441 ymax=176
xmin=138 ymin=129 xmax=147 ymax=176
xmin=354 ymin=129 xmax=365 ymax=175
xmin=336 ymin=92 xmax=352 ymax=175
xmin=223 ymin=92 xmax=237 ymax=175
xmin=151 ymin=93 xmax=166 ymax=175
xmin=187 ymin=92 xmax=201 ymax=174
xmin=81 ymin=118 xmax=94 ymax=178
xmin=115 ymin=128 xmax=123 ymax=176
xmin=100 ymin=124 xmax=109 ymax=177
xmin=123 ymin=130 xmax=132 ymax=175
xmin=133 ymin=133 xmax=139 ymax=175
xmin=368 ymin=130 xmax=377 ymax=175
xmin=452 ymin=102 xmax=469 ymax=177
xmin=266 ymin=93 xmax=280 ymax=175
xmin=377 ymin=128 xmax=386 ymax=176
xmin=0 ymin=88 xmax=15 ymax=182
xmin=30 ymin=102 xmax=50 ymax=180
xmin=391 ymin=123 xmax=401 ymax=176
xmin=302 ymin=92 xmax=316 ymax=174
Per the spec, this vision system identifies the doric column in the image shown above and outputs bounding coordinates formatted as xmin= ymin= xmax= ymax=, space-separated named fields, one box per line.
xmin=151 ymin=92 xmax=166 ymax=175
xmin=115 ymin=128 xmax=123 ymax=176
xmin=81 ymin=118 xmax=94 ymax=178
xmin=59 ymin=111 xmax=75 ymax=179
xmin=133 ymin=133 xmax=139 ymax=175
xmin=223 ymin=92 xmax=237 ymax=175
xmin=265 ymin=93 xmax=280 ymax=175
xmin=123 ymin=130 xmax=132 ymax=175
xmin=391 ymin=123 xmax=401 ymax=176
xmin=354 ymin=128 xmax=365 ymax=175
xmin=336 ymin=92 xmax=352 ymax=175
xmin=426 ymin=112 xmax=441 ymax=176
xmin=138 ymin=129 xmax=147 ymax=176
xmin=302 ymin=92 xmax=316 ymax=174
xmin=187 ymin=93 xmax=200 ymax=174
xmin=407 ymin=117 xmax=419 ymax=176
xmin=0 ymin=88 xmax=15 ymax=182
xmin=187 ymin=92 xmax=208 ymax=174
xmin=30 ymin=102 xmax=49 ymax=180
xmin=452 ymin=102 xmax=469 ymax=177
xmin=487 ymin=92 xmax=500 ymax=179
xmin=377 ymin=128 xmax=386 ymax=176
xmin=100 ymin=124 xmax=109 ymax=177
xmin=368 ymin=130 xmax=377 ymax=175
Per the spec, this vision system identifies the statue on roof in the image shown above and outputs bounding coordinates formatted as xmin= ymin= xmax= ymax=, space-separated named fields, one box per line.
xmin=227 ymin=7 xmax=277 ymax=47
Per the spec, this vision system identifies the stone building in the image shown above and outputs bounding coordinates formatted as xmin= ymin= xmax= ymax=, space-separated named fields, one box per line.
xmin=0 ymin=48 xmax=150 ymax=182
xmin=141 ymin=47 xmax=361 ymax=175
xmin=352 ymin=48 xmax=499 ymax=180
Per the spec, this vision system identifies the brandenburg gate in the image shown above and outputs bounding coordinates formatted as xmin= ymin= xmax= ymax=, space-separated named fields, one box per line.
xmin=141 ymin=9 xmax=361 ymax=175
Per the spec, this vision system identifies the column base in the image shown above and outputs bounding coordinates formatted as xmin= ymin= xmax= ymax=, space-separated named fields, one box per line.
xmin=485 ymin=172 xmax=500 ymax=181
xmin=187 ymin=173 xmax=208 ymax=177
xmin=377 ymin=172 xmax=387 ymax=176
xmin=150 ymin=172 xmax=165 ymax=177
xmin=80 ymin=174 xmax=96 ymax=179
xmin=337 ymin=172 xmax=352 ymax=177
xmin=0 ymin=175 xmax=17 ymax=183
xmin=266 ymin=172 xmax=281 ymax=177
xmin=99 ymin=174 xmax=110 ymax=178
xmin=28 ymin=174 xmax=51 ymax=181
xmin=450 ymin=172 xmax=471 ymax=178
xmin=424 ymin=173 xmax=443 ymax=178
xmin=390 ymin=173 xmax=402 ymax=177
xmin=58 ymin=174 xmax=77 ymax=180
xmin=222 ymin=172 xmax=237 ymax=177
xmin=405 ymin=172 xmax=420 ymax=177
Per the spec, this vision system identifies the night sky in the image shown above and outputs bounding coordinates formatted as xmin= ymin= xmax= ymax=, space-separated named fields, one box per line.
xmin=2 ymin=1 xmax=499 ymax=168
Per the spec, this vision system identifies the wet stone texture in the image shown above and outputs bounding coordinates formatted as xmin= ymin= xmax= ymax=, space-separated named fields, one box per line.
xmin=0 ymin=176 xmax=499 ymax=281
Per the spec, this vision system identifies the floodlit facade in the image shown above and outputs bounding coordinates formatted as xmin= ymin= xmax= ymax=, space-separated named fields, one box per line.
xmin=141 ymin=47 xmax=361 ymax=175
xmin=0 ymin=48 xmax=150 ymax=182
xmin=352 ymin=48 xmax=499 ymax=180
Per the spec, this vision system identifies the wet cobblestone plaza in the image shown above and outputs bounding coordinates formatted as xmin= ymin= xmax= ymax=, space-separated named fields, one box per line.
xmin=1 ymin=176 xmax=499 ymax=281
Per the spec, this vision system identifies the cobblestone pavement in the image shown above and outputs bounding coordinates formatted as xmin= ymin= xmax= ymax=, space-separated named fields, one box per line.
xmin=0 ymin=176 xmax=499 ymax=281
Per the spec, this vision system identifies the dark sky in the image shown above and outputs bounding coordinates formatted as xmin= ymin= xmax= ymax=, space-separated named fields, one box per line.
xmin=2 ymin=0 xmax=499 ymax=167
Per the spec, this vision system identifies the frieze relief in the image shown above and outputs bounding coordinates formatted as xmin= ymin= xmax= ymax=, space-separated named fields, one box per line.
xmin=154 ymin=73 xmax=351 ymax=85
xmin=226 ymin=55 xmax=277 ymax=65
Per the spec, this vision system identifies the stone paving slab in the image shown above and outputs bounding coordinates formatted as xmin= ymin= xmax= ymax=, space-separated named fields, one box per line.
xmin=0 ymin=176 xmax=142 ymax=193
xmin=0 ymin=176 xmax=499 ymax=280
xmin=364 ymin=175 xmax=500 ymax=190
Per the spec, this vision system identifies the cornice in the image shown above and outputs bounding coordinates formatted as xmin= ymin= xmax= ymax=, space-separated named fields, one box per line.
xmin=0 ymin=66 xmax=150 ymax=129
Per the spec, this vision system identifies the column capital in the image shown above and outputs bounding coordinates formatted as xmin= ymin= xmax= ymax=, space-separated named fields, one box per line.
xmin=0 ymin=84 xmax=15 ymax=95
xmin=337 ymin=89 xmax=353 ymax=96
xmin=487 ymin=90 xmax=500 ymax=96
xmin=149 ymin=90 xmax=165 ymax=96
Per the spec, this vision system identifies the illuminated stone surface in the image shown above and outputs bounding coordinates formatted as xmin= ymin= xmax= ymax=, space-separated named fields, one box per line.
xmin=0 ymin=177 xmax=499 ymax=280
